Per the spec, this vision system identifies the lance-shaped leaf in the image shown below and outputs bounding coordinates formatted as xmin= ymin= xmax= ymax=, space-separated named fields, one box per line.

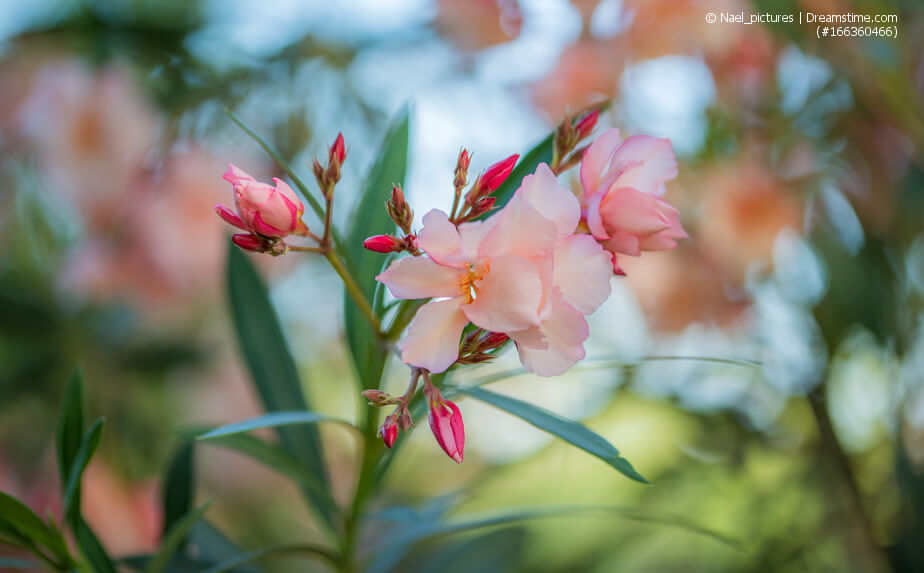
xmin=0 ymin=491 xmax=69 ymax=560
xmin=63 ymin=419 xmax=105 ymax=525
xmin=226 ymin=245 xmax=333 ymax=528
xmin=161 ymin=440 xmax=195 ymax=539
xmin=363 ymin=503 xmax=738 ymax=573
xmin=198 ymin=411 xmax=353 ymax=440
xmin=344 ymin=108 xmax=410 ymax=388
xmin=56 ymin=371 xmax=84 ymax=500
xmin=75 ymin=518 xmax=118 ymax=573
xmin=145 ymin=502 xmax=212 ymax=573
xmin=457 ymin=386 xmax=648 ymax=483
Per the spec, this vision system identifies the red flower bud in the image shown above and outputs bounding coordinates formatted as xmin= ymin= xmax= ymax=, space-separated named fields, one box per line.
xmin=479 ymin=154 xmax=519 ymax=194
xmin=379 ymin=417 xmax=398 ymax=448
xmin=456 ymin=149 xmax=471 ymax=172
xmin=574 ymin=109 xmax=600 ymax=139
xmin=232 ymin=233 xmax=263 ymax=252
xmin=363 ymin=235 xmax=402 ymax=253
xmin=330 ymin=132 xmax=346 ymax=164
xmin=427 ymin=391 xmax=465 ymax=463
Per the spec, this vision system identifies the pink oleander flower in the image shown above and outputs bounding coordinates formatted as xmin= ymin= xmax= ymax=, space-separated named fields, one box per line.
xmin=376 ymin=164 xmax=613 ymax=376
xmin=579 ymin=128 xmax=687 ymax=274
xmin=426 ymin=387 xmax=465 ymax=463
xmin=216 ymin=164 xmax=308 ymax=239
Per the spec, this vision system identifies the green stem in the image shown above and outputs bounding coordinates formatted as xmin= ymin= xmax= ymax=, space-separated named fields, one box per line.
xmin=339 ymin=412 xmax=381 ymax=573
xmin=325 ymin=250 xmax=381 ymax=334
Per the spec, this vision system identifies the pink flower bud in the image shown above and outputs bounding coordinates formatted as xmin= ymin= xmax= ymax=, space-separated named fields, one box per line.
xmin=379 ymin=417 xmax=398 ymax=448
xmin=574 ymin=109 xmax=600 ymax=140
xmin=361 ymin=389 xmax=397 ymax=406
xmin=479 ymin=154 xmax=519 ymax=194
xmin=330 ymin=133 xmax=346 ymax=164
xmin=363 ymin=235 xmax=402 ymax=253
xmin=221 ymin=164 xmax=307 ymax=238
xmin=232 ymin=233 xmax=263 ymax=252
xmin=427 ymin=392 xmax=465 ymax=463
xmin=456 ymin=148 xmax=471 ymax=173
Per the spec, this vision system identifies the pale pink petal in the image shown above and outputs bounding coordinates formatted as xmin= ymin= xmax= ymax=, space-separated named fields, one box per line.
xmin=584 ymin=191 xmax=609 ymax=240
xmin=479 ymin=195 xmax=557 ymax=259
xmin=222 ymin=163 xmax=255 ymax=186
xmin=457 ymin=219 xmax=495 ymax=262
xmin=636 ymin=232 xmax=679 ymax=251
xmin=509 ymin=326 xmax=549 ymax=350
xmin=610 ymin=135 xmax=677 ymax=196
xmin=398 ymin=298 xmax=469 ymax=373
xmin=251 ymin=211 xmax=285 ymax=237
xmin=272 ymin=178 xmax=304 ymax=213
xmin=552 ymin=235 xmax=612 ymax=314
xmin=257 ymin=190 xmax=298 ymax=233
xmin=599 ymin=187 xmax=671 ymax=235
xmin=580 ymin=128 xmax=621 ymax=196
xmin=417 ymin=209 xmax=462 ymax=265
xmin=516 ymin=294 xmax=588 ymax=376
xmin=463 ymin=254 xmax=544 ymax=332
xmin=376 ymin=256 xmax=466 ymax=299
xmin=602 ymin=230 xmax=641 ymax=256
xmin=515 ymin=163 xmax=581 ymax=237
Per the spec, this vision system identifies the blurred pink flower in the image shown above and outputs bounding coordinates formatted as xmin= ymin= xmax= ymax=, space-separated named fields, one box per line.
xmin=218 ymin=164 xmax=308 ymax=239
xmin=377 ymin=164 xmax=612 ymax=376
xmin=18 ymin=62 xmax=158 ymax=221
xmin=579 ymin=128 xmax=687 ymax=273
xmin=436 ymin=0 xmax=522 ymax=52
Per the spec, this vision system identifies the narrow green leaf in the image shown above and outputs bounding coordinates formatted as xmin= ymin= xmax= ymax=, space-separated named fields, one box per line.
xmin=457 ymin=387 xmax=648 ymax=483
xmin=162 ymin=440 xmax=195 ymax=538
xmin=0 ymin=492 xmax=60 ymax=556
xmin=145 ymin=502 xmax=212 ymax=573
xmin=344 ymin=108 xmax=410 ymax=388
xmin=201 ymin=433 xmax=337 ymax=518
xmin=56 ymin=371 xmax=85 ymax=488
xmin=0 ymin=558 xmax=39 ymax=568
xmin=63 ymin=418 xmax=105 ymax=526
xmin=197 ymin=543 xmax=339 ymax=573
xmin=198 ymin=411 xmax=353 ymax=440
xmin=365 ymin=504 xmax=739 ymax=566
xmin=226 ymin=244 xmax=333 ymax=528
xmin=75 ymin=517 xmax=118 ymax=573
xmin=189 ymin=520 xmax=264 ymax=573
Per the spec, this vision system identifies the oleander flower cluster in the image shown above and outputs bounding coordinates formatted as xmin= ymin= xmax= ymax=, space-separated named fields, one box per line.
xmin=215 ymin=115 xmax=686 ymax=462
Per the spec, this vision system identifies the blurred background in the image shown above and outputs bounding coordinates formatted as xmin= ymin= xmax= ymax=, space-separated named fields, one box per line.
xmin=1 ymin=0 xmax=923 ymax=571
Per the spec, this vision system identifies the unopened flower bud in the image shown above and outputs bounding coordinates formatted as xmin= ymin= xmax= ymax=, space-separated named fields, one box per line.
xmin=232 ymin=233 xmax=263 ymax=252
xmin=386 ymin=184 xmax=413 ymax=234
xmin=425 ymin=387 xmax=465 ymax=463
xmin=379 ymin=416 xmax=398 ymax=448
xmin=363 ymin=235 xmax=402 ymax=253
xmin=330 ymin=132 xmax=346 ymax=164
xmin=454 ymin=148 xmax=471 ymax=190
xmin=478 ymin=154 xmax=518 ymax=195
xmin=397 ymin=407 xmax=414 ymax=431
xmin=361 ymin=389 xmax=397 ymax=406
xmin=574 ymin=109 xmax=600 ymax=140
xmin=465 ymin=197 xmax=496 ymax=220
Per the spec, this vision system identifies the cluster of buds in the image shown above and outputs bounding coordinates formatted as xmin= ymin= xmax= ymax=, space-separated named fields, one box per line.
xmin=456 ymin=329 xmax=510 ymax=365
xmin=455 ymin=152 xmax=518 ymax=224
xmin=362 ymin=184 xmax=421 ymax=255
xmin=364 ymin=370 xmax=465 ymax=463
xmin=312 ymin=133 xmax=347 ymax=197
xmin=552 ymin=107 xmax=601 ymax=174
xmin=215 ymin=165 xmax=309 ymax=256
